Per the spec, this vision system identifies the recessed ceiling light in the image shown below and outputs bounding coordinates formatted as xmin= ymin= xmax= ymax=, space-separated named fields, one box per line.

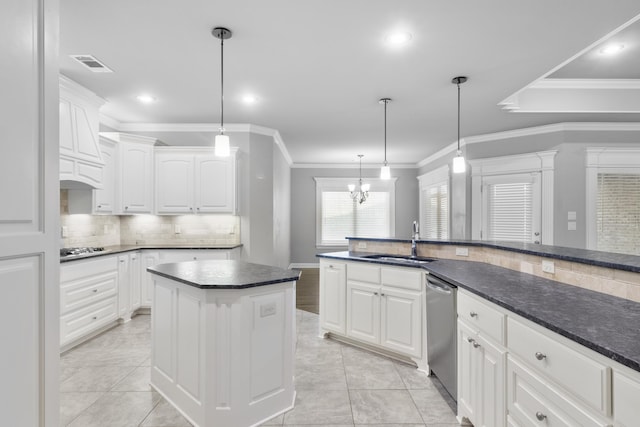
xmin=599 ymin=44 xmax=625 ymax=55
xmin=385 ymin=31 xmax=412 ymax=46
xmin=242 ymin=94 xmax=258 ymax=104
xmin=136 ymin=94 xmax=156 ymax=104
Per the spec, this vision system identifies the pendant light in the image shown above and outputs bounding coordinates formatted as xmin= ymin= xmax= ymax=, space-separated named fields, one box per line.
xmin=379 ymin=98 xmax=391 ymax=180
xmin=452 ymin=76 xmax=468 ymax=174
xmin=348 ymin=155 xmax=370 ymax=204
xmin=212 ymin=27 xmax=232 ymax=157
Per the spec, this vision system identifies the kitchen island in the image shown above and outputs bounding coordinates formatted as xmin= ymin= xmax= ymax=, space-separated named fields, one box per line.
xmin=147 ymin=260 xmax=300 ymax=427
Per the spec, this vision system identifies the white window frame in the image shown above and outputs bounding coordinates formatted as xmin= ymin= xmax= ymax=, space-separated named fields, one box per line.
xmin=585 ymin=147 xmax=640 ymax=250
xmin=314 ymin=177 xmax=397 ymax=248
xmin=418 ymin=165 xmax=450 ymax=240
xmin=470 ymin=151 xmax=556 ymax=244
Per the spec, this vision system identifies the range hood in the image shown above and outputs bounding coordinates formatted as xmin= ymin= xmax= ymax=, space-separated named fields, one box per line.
xmin=59 ymin=76 xmax=105 ymax=190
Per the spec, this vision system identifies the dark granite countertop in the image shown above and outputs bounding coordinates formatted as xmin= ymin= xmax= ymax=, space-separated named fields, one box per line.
xmin=147 ymin=260 xmax=301 ymax=289
xmin=346 ymin=237 xmax=640 ymax=273
xmin=318 ymin=251 xmax=640 ymax=373
xmin=60 ymin=244 xmax=243 ymax=263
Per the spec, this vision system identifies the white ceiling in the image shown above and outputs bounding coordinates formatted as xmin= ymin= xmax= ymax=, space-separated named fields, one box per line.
xmin=59 ymin=0 xmax=640 ymax=166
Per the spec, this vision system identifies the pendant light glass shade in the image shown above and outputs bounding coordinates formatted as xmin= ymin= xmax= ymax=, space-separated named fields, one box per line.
xmin=213 ymin=27 xmax=232 ymax=157
xmin=452 ymin=76 xmax=467 ymax=174
xmin=214 ymin=134 xmax=230 ymax=157
xmin=380 ymin=164 xmax=391 ymax=179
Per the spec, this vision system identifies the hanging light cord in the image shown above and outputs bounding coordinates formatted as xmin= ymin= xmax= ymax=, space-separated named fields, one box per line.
xmin=220 ymin=32 xmax=225 ymax=133
xmin=456 ymin=80 xmax=461 ymax=152
xmin=383 ymin=100 xmax=388 ymax=165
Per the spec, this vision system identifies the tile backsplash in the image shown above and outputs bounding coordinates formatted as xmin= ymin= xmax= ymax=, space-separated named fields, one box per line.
xmin=60 ymin=190 xmax=240 ymax=247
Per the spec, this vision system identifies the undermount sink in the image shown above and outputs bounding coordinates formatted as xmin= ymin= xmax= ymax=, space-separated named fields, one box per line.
xmin=363 ymin=254 xmax=435 ymax=264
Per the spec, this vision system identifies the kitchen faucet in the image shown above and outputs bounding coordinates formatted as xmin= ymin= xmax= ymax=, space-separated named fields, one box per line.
xmin=411 ymin=221 xmax=419 ymax=257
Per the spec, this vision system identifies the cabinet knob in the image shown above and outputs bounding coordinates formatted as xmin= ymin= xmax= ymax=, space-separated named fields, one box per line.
xmin=197 ymin=207 xmax=200 ymax=211
xmin=535 ymin=352 xmax=546 ymax=361
xmin=120 ymin=260 xmax=125 ymax=263
xmin=92 ymin=289 xmax=98 ymax=293
xmin=467 ymin=337 xmax=475 ymax=344
xmin=97 ymin=204 xmax=102 ymax=208
xmin=92 ymin=316 xmax=97 ymax=320
xmin=374 ymin=292 xmax=379 ymax=296
xmin=535 ymin=412 xmax=547 ymax=421
xmin=472 ymin=342 xmax=481 ymax=349
xmin=193 ymin=257 xmax=197 ymax=260
xmin=190 ymin=207 xmax=193 ymax=211
xmin=125 ymin=206 xmax=129 ymax=210
xmin=470 ymin=311 xmax=478 ymax=318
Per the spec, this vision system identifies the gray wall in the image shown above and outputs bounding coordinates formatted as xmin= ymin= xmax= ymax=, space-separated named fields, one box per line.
xmin=290 ymin=167 xmax=419 ymax=264
xmin=419 ymin=129 xmax=640 ymax=249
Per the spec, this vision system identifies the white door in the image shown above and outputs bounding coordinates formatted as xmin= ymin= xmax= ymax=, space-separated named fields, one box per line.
xmin=380 ymin=286 xmax=422 ymax=357
xmin=0 ymin=1 xmax=59 ymax=425
xmin=346 ymin=281 xmax=380 ymax=345
xmin=155 ymin=154 xmax=194 ymax=214
xmin=319 ymin=262 xmax=346 ymax=334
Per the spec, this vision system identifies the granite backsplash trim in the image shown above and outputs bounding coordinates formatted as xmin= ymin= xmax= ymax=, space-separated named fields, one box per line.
xmin=348 ymin=240 xmax=640 ymax=303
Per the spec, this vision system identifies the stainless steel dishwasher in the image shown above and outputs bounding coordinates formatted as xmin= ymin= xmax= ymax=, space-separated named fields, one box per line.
xmin=426 ymin=273 xmax=457 ymax=401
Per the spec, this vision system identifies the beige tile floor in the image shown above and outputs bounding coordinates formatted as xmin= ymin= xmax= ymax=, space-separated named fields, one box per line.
xmin=60 ymin=310 xmax=458 ymax=426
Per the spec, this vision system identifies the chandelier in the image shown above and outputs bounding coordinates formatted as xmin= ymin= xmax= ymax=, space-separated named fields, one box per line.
xmin=348 ymin=155 xmax=370 ymax=204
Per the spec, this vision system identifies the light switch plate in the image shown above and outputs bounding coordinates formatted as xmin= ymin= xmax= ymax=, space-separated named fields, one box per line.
xmin=357 ymin=241 xmax=367 ymax=249
xmin=61 ymin=226 xmax=68 ymax=237
xmin=174 ymin=225 xmax=181 ymax=234
xmin=568 ymin=211 xmax=577 ymax=221
xmin=568 ymin=221 xmax=577 ymax=231
xmin=456 ymin=247 xmax=469 ymax=257
xmin=542 ymin=260 xmax=555 ymax=274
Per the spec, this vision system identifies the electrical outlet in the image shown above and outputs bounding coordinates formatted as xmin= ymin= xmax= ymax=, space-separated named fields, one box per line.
xmin=542 ymin=260 xmax=555 ymax=274
xmin=174 ymin=225 xmax=181 ymax=234
xmin=61 ymin=226 xmax=68 ymax=237
xmin=455 ymin=247 xmax=469 ymax=257
xmin=357 ymin=241 xmax=367 ymax=249
xmin=103 ymin=225 xmax=109 ymax=234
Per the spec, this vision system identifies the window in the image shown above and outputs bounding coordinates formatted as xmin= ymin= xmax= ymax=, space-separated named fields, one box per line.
xmin=315 ymin=177 xmax=396 ymax=247
xmin=597 ymin=173 xmax=640 ymax=255
xmin=418 ymin=166 xmax=449 ymax=239
xmin=471 ymin=151 xmax=555 ymax=244
xmin=586 ymin=148 xmax=640 ymax=255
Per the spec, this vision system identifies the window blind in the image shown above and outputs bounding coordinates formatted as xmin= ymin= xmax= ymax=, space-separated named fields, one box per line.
xmin=597 ymin=173 xmax=640 ymax=255
xmin=421 ymin=182 xmax=449 ymax=239
xmin=487 ymin=182 xmax=532 ymax=242
xmin=320 ymin=191 xmax=391 ymax=245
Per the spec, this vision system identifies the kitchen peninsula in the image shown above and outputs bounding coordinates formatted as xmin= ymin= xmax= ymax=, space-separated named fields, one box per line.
xmin=147 ymin=260 xmax=300 ymax=427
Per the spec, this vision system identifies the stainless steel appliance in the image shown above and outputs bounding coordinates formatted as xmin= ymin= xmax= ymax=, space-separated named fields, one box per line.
xmin=426 ymin=273 xmax=457 ymax=400
xmin=60 ymin=247 xmax=107 ymax=259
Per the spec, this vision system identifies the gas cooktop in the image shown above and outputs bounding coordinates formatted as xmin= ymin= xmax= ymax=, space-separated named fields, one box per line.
xmin=60 ymin=247 xmax=107 ymax=258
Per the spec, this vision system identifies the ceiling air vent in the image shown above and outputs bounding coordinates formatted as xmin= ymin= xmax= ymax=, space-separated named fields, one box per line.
xmin=70 ymin=55 xmax=113 ymax=73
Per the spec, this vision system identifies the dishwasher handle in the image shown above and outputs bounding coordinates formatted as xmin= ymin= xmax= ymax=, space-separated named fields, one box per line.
xmin=426 ymin=276 xmax=455 ymax=294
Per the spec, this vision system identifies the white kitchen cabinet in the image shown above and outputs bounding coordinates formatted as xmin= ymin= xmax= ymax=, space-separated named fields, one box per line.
xmin=60 ymin=255 xmax=119 ymax=349
xmin=118 ymin=251 xmax=142 ymax=320
xmin=141 ymin=251 xmax=160 ymax=308
xmin=119 ymin=140 xmax=154 ymax=213
xmin=380 ymin=285 xmax=422 ymax=358
xmin=155 ymin=147 xmax=237 ymax=214
xmin=613 ymin=370 xmax=640 ymax=427
xmin=346 ymin=281 xmax=380 ymax=344
xmin=59 ymin=76 xmax=105 ymax=188
xmin=457 ymin=290 xmax=507 ymax=427
xmin=319 ymin=260 xmax=347 ymax=335
xmin=93 ymin=137 xmax=117 ymax=213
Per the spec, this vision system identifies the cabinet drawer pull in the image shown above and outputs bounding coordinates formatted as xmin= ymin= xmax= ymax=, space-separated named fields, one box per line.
xmin=470 ymin=311 xmax=478 ymax=317
xmin=535 ymin=352 xmax=547 ymax=361
xmin=374 ymin=292 xmax=379 ymax=296
xmin=380 ymin=293 xmax=385 ymax=297
xmin=535 ymin=411 xmax=547 ymax=421
xmin=467 ymin=337 xmax=475 ymax=344
xmin=472 ymin=341 xmax=481 ymax=349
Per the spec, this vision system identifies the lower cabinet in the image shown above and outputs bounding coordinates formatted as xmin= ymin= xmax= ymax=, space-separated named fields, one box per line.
xmin=117 ymin=251 xmax=142 ymax=321
xmin=320 ymin=259 xmax=425 ymax=366
xmin=60 ymin=255 xmax=119 ymax=348
xmin=457 ymin=318 xmax=506 ymax=427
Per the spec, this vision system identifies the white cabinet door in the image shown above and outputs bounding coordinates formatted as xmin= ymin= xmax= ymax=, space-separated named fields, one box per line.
xmin=380 ymin=286 xmax=421 ymax=357
xmin=156 ymin=153 xmax=194 ymax=214
xmin=477 ymin=333 xmax=506 ymax=427
xmin=117 ymin=255 xmax=130 ymax=319
xmin=458 ymin=319 xmax=480 ymax=423
xmin=141 ymin=251 xmax=159 ymax=308
xmin=94 ymin=138 xmax=116 ymax=213
xmin=319 ymin=261 xmax=346 ymax=334
xmin=119 ymin=141 xmax=153 ymax=213
xmin=346 ymin=281 xmax=380 ymax=345
xmin=195 ymin=154 xmax=236 ymax=213
xmin=130 ymin=252 xmax=141 ymax=311
xmin=613 ymin=371 xmax=640 ymax=427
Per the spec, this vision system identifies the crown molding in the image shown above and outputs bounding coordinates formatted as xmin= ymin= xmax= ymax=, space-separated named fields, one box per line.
xmin=531 ymin=78 xmax=640 ymax=90
xmin=291 ymin=163 xmax=417 ymax=169
xmin=97 ymin=117 xmax=293 ymax=165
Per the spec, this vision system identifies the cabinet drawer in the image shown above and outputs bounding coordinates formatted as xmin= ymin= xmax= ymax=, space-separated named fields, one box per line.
xmin=458 ymin=291 xmax=505 ymax=344
xmin=613 ymin=370 xmax=640 ymax=426
xmin=60 ymin=271 xmax=118 ymax=314
xmin=60 ymin=296 xmax=118 ymax=346
xmin=507 ymin=318 xmax=610 ymax=414
xmin=347 ymin=263 xmax=380 ymax=284
xmin=60 ymin=255 xmax=117 ymax=282
xmin=381 ymin=267 xmax=422 ymax=291
xmin=507 ymin=356 xmax=609 ymax=427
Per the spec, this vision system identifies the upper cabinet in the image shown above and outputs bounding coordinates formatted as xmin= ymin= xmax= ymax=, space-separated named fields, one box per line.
xmin=155 ymin=147 xmax=237 ymax=214
xmin=59 ymin=76 xmax=105 ymax=189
